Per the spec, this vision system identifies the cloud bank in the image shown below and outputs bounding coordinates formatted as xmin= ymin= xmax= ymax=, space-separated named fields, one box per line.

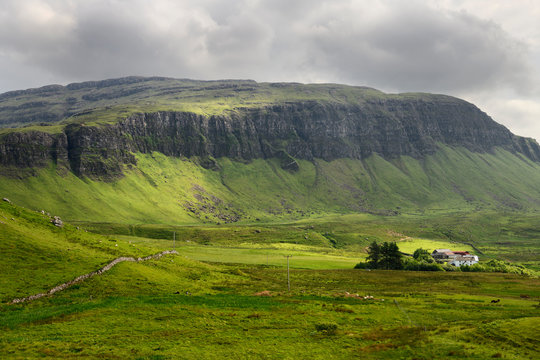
xmin=1 ymin=0 xmax=539 ymax=138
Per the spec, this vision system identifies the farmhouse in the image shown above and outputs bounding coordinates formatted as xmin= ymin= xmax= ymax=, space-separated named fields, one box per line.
xmin=431 ymin=249 xmax=479 ymax=267
xmin=449 ymin=254 xmax=479 ymax=267
xmin=431 ymin=249 xmax=453 ymax=260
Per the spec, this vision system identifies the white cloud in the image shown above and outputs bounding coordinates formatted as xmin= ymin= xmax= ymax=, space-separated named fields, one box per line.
xmin=471 ymin=96 xmax=540 ymax=139
xmin=0 ymin=0 xmax=538 ymax=140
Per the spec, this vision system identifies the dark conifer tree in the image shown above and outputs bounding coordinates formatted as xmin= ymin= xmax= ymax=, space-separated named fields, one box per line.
xmin=366 ymin=241 xmax=381 ymax=269
xmin=384 ymin=242 xmax=403 ymax=270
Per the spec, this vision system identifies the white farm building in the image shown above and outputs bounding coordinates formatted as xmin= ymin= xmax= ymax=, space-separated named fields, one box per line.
xmin=431 ymin=249 xmax=479 ymax=267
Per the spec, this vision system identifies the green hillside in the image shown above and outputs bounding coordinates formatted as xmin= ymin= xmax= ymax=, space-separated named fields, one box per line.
xmin=3 ymin=143 xmax=540 ymax=272
xmin=0 ymin=199 xmax=174 ymax=302
xmin=1 ymin=145 xmax=540 ymax=225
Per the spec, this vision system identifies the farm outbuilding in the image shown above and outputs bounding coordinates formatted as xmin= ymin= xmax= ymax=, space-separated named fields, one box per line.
xmin=431 ymin=249 xmax=479 ymax=267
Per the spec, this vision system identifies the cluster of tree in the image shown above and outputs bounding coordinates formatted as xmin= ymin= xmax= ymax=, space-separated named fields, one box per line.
xmin=355 ymin=243 xmax=447 ymax=271
xmin=355 ymin=244 xmax=536 ymax=276
xmin=403 ymin=248 xmax=444 ymax=271
xmin=354 ymin=241 xmax=404 ymax=270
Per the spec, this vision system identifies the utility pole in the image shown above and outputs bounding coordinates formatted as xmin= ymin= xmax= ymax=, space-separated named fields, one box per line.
xmin=285 ymin=255 xmax=292 ymax=291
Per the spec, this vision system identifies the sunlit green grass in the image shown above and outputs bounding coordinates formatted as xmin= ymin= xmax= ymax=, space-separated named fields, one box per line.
xmin=1 ymin=263 xmax=538 ymax=359
xmin=2 ymin=141 xmax=540 ymax=226
xmin=1 ymin=201 xmax=539 ymax=359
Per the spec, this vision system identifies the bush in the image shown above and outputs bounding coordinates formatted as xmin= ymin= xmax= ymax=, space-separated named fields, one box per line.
xmin=442 ymin=263 xmax=461 ymax=272
xmin=315 ymin=322 xmax=338 ymax=335
xmin=460 ymin=260 xmax=533 ymax=275
xmin=403 ymin=258 xmax=444 ymax=271
xmin=354 ymin=262 xmax=371 ymax=269
xmin=413 ymin=248 xmax=434 ymax=263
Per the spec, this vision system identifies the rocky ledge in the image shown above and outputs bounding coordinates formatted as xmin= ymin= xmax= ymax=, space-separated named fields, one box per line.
xmin=1 ymin=98 xmax=539 ymax=179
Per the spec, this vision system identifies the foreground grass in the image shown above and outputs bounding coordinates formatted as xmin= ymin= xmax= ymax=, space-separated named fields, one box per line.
xmin=1 ymin=264 xmax=539 ymax=359
xmin=1 ymin=198 xmax=539 ymax=359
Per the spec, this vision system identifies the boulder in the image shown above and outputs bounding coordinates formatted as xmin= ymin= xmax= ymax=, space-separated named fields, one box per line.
xmin=51 ymin=216 xmax=63 ymax=227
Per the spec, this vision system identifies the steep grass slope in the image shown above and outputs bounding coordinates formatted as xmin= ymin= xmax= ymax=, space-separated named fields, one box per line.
xmin=1 ymin=145 xmax=540 ymax=225
xmin=0 ymin=200 xmax=230 ymax=304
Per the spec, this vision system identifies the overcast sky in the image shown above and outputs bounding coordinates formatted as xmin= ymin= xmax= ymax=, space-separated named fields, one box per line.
xmin=1 ymin=0 xmax=539 ymax=140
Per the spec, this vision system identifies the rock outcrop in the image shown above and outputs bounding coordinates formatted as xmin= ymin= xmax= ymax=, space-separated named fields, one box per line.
xmin=1 ymin=96 xmax=539 ymax=180
xmin=51 ymin=216 xmax=63 ymax=227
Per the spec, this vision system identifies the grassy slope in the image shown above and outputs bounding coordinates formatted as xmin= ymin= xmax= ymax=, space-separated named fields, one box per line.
xmin=1 ymin=199 xmax=539 ymax=359
xmin=0 ymin=199 xmax=239 ymax=303
xmin=0 ymin=200 xmax=168 ymax=302
xmin=2 ymin=145 xmax=540 ymax=225
xmin=2 ymin=78 xmax=539 ymax=357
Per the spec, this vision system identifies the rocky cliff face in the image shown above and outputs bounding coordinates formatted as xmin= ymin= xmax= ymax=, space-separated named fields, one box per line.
xmin=0 ymin=131 xmax=68 ymax=169
xmin=1 ymin=97 xmax=539 ymax=179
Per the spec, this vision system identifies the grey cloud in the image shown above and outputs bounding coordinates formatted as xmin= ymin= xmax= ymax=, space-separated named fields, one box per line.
xmin=298 ymin=4 xmax=532 ymax=93
xmin=0 ymin=0 xmax=535 ymax=97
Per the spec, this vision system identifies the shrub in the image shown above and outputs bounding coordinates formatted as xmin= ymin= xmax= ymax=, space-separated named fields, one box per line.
xmin=315 ymin=322 xmax=338 ymax=335
xmin=403 ymin=258 xmax=444 ymax=271
xmin=334 ymin=305 xmax=354 ymax=313
xmin=442 ymin=263 xmax=461 ymax=272
xmin=354 ymin=262 xmax=371 ymax=269
xmin=413 ymin=248 xmax=433 ymax=263
xmin=460 ymin=260 xmax=533 ymax=275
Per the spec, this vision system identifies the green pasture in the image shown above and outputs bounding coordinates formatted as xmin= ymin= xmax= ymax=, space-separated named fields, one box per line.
xmin=1 ymin=200 xmax=540 ymax=359
xmin=395 ymin=237 xmax=475 ymax=254
xmin=113 ymin=233 xmax=480 ymax=270
xmin=1 ymin=262 xmax=539 ymax=359
xmin=138 ymin=243 xmax=361 ymax=270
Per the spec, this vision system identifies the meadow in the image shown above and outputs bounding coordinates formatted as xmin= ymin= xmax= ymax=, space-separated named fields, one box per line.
xmin=1 ymin=260 xmax=539 ymax=359
xmin=1 ymin=199 xmax=539 ymax=359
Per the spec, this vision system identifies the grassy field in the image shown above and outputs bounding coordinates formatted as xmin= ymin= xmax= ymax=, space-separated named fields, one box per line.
xmin=80 ymin=207 xmax=540 ymax=270
xmin=1 ymin=260 xmax=539 ymax=359
xmin=2 ymin=78 xmax=540 ymax=358
xmin=1 ymin=200 xmax=540 ymax=359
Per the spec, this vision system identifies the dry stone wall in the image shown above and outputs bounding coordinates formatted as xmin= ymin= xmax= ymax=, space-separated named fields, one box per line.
xmin=10 ymin=250 xmax=178 ymax=304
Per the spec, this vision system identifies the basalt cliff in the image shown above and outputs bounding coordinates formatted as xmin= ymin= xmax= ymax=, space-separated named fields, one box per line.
xmin=1 ymin=78 xmax=538 ymax=179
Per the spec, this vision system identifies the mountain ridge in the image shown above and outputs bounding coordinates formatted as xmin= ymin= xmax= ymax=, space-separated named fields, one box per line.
xmin=1 ymin=77 xmax=539 ymax=180
xmin=2 ymin=77 xmax=540 ymax=222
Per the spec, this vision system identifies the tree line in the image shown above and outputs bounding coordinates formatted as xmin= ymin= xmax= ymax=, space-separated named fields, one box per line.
xmin=355 ymin=241 xmax=448 ymax=271
xmin=354 ymin=241 xmax=533 ymax=275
